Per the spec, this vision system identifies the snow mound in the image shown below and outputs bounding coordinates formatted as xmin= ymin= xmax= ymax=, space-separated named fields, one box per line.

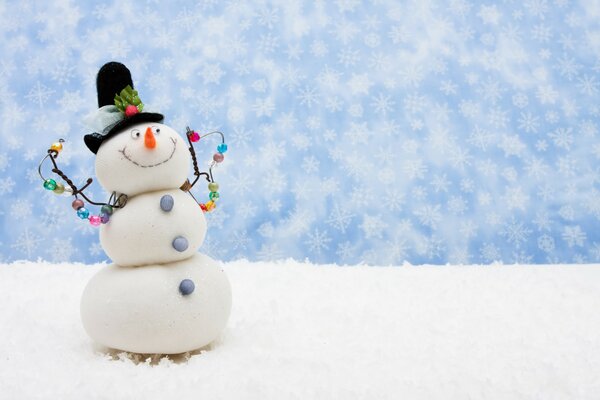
xmin=1 ymin=260 xmax=600 ymax=399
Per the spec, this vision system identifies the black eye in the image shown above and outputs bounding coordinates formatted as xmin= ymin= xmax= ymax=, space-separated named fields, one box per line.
xmin=152 ymin=126 xmax=161 ymax=135
xmin=131 ymin=129 xmax=141 ymax=139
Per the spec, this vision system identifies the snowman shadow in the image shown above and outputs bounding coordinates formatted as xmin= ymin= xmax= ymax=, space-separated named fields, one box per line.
xmin=94 ymin=335 xmax=225 ymax=365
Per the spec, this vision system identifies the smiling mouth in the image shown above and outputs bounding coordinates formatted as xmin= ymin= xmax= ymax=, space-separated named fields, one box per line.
xmin=119 ymin=137 xmax=177 ymax=168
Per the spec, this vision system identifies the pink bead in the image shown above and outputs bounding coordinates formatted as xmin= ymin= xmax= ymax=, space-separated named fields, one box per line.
xmin=190 ymin=131 xmax=200 ymax=142
xmin=89 ymin=215 xmax=101 ymax=227
xmin=125 ymin=105 xmax=138 ymax=117
xmin=213 ymin=153 xmax=224 ymax=163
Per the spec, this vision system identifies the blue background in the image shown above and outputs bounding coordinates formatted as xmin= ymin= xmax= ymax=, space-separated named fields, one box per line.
xmin=1 ymin=0 xmax=599 ymax=265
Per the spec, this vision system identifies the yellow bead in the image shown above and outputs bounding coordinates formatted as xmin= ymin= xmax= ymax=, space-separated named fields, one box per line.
xmin=53 ymin=183 xmax=65 ymax=194
xmin=205 ymin=200 xmax=216 ymax=211
xmin=50 ymin=142 xmax=63 ymax=152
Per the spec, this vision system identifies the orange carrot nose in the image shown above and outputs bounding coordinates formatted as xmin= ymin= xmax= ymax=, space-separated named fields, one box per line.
xmin=145 ymin=127 xmax=156 ymax=149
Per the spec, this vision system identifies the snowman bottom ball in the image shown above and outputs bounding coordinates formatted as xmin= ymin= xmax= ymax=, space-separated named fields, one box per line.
xmin=80 ymin=253 xmax=232 ymax=354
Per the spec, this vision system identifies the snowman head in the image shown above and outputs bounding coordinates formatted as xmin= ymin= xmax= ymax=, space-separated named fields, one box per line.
xmin=95 ymin=122 xmax=189 ymax=196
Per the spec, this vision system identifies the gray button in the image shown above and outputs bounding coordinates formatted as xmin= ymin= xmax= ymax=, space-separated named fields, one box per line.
xmin=160 ymin=194 xmax=174 ymax=212
xmin=172 ymin=236 xmax=188 ymax=252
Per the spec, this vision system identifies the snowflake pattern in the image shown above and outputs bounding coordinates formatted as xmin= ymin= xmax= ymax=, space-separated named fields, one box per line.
xmin=0 ymin=0 xmax=599 ymax=265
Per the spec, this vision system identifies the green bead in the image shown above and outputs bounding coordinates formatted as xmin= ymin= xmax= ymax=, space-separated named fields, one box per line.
xmin=101 ymin=204 xmax=114 ymax=215
xmin=209 ymin=191 xmax=220 ymax=200
xmin=43 ymin=179 xmax=56 ymax=190
xmin=53 ymin=183 xmax=65 ymax=194
xmin=208 ymin=182 xmax=219 ymax=192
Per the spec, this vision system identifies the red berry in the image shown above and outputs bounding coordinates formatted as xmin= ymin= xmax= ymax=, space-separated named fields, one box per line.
xmin=125 ymin=105 xmax=138 ymax=117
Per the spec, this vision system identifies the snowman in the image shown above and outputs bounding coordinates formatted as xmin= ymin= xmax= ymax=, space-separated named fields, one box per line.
xmin=78 ymin=62 xmax=231 ymax=354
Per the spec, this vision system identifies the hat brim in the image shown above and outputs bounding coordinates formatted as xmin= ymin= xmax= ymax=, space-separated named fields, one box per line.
xmin=84 ymin=112 xmax=164 ymax=154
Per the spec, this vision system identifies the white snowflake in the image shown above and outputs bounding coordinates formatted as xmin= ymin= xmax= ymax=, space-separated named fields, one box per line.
xmin=370 ymin=93 xmax=395 ymax=115
xmin=576 ymin=75 xmax=599 ymax=96
xmin=305 ymin=229 xmax=331 ymax=255
xmin=252 ymin=97 xmax=275 ymax=117
xmin=336 ymin=241 xmax=355 ymax=261
xmin=502 ymin=186 xmax=529 ymax=211
xmin=555 ymin=54 xmax=580 ymax=80
xmin=562 ymin=225 xmax=586 ymax=247
xmin=257 ymin=33 xmax=279 ymax=53
xmin=500 ymin=218 xmax=532 ymax=248
xmin=325 ymin=203 xmax=354 ymax=234
xmin=590 ymin=242 xmax=600 ymax=261
xmin=537 ymin=234 xmax=555 ymax=252
xmin=548 ymin=127 xmax=574 ymax=150
xmin=414 ymin=204 xmax=442 ymax=229
xmin=430 ymin=174 xmax=451 ymax=193
xmin=347 ymin=73 xmax=372 ymax=95
xmin=296 ymin=86 xmax=320 ymax=108
xmin=47 ymin=238 xmax=76 ymax=262
xmin=480 ymin=242 xmax=501 ymax=263
xmin=230 ymin=230 xmax=250 ymax=251
xmin=382 ymin=189 xmax=405 ymax=211
xmin=200 ymin=63 xmax=225 ymax=85
xmin=11 ymin=228 xmax=43 ymax=259
xmin=25 ymin=82 xmax=55 ymax=108
xmin=468 ymin=126 xmax=495 ymax=151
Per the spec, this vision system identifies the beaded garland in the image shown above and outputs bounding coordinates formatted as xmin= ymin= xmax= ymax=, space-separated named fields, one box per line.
xmin=40 ymin=140 xmax=121 ymax=227
xmin=40 ymin=128 xmax=228 ymax=227
xmin=184 ymin=127 xmax=228 ymax=213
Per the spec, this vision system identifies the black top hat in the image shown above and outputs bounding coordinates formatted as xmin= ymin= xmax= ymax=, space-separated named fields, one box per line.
xmin=83 ymin=62 xmax=164 ymax=154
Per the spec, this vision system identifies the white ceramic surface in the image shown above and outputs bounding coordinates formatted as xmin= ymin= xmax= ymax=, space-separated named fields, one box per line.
xmin=80 ymin=253 xmax=232 ymax=354
xmin=100 ymin=189 xmax=206 ymax=267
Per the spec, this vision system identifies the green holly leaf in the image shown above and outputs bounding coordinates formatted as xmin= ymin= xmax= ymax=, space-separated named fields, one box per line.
xmin=114 ymin=85 xmax=143 ymax=114
xmin=114 ymin=95 xmax=125 ymax=112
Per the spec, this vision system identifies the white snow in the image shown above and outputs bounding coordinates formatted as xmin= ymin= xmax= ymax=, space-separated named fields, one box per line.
xmin=1 ymin=260 xmax=600 ymax=399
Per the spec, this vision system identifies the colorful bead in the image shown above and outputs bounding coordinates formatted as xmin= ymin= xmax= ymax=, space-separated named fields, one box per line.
xmin=89 ymin=215 xmax=101 ymax=226
xmin=217 ymin=143 xmax=228 ymax=153
xmin=100 ymin=212 xmax=110 ymax=224
xmin=43 ymin=179 xmax=57 ymax=190
xmin=53 ymin=183 xmax=65 ymax=194
xmin=72 ymin=199 xmax=84 ymax=210
xmin=205 ymin=200 xmax=216 ymax=211
xmin=189 ymin=131 xmax=200 ymax=142
xmin=179 ymin=279 xmax=195 ymax=295
xmin=101 ymin=204 xmax=113 ymax=215
xmin=213 ymin=153 xmax=224 ymax=163
xmin=208 ymin=182 xmax=219 ymax=192
xmin=50 ymin=142 xmax=63 ymax=152
xmin=200 ymin=203 xmax=208 ymax=212
xmin=209 ymin=191 xmax=220 ymax=200
xmin=77 ymin=207 xmax=90 ymax=219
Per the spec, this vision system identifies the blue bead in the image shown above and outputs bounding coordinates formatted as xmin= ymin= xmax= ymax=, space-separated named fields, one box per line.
xmin=172 ymin=236 xmax=188 ymax=252
xmin=217 ymin=143 xmax=228 ymax=153
xmin=160 ymin=194 xmax=174 ymax=212
xmin=179 ymin=279 xmax=195 ymax=295
xmin=77 ymin=207 xmax=90 ymax=219
xmin=100 ymin=212 xmax=110 ymax=224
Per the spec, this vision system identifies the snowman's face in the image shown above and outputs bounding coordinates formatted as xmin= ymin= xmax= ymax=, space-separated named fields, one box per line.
xmin=95 ymin=122 xmax=189 ymax=196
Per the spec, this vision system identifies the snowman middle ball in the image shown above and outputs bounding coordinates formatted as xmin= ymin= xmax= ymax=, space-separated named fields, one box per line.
xmin=100 ymin=189 xmax=207 ymax=267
